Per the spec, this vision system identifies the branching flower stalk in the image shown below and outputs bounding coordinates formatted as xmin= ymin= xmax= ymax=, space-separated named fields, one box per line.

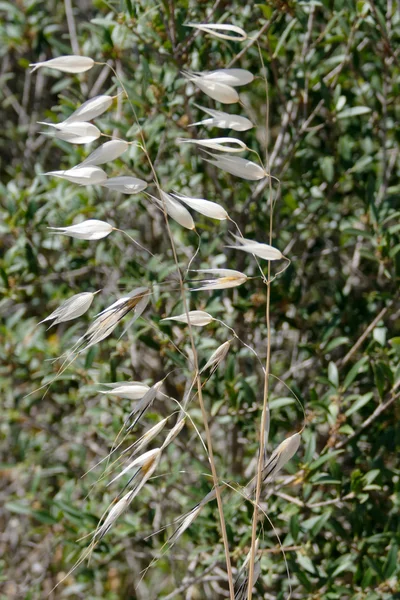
xmin=28 ymin=14 xmax=303 ymax=599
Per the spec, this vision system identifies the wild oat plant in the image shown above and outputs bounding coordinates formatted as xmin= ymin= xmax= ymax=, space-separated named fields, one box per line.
xmin=27 ymin=21 xmax=305 ymax=600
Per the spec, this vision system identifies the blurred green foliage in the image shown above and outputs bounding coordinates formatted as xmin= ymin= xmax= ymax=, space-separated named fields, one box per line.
xmin=0 ymin=0 xmax=399 ymax=599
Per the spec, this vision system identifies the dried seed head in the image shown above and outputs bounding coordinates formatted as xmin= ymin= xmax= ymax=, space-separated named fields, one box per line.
xmin=99 ymin=382 xmax=150 ymax=400
xmin=200 ymin=340 xmax=231 ymax=373
xmin=177 ymin=136 xmax=247 ymax=153
xmin=186 ymin=23 xmax=247 ymax=42
xmin=149 ymin=191 xmax=195 ymax=230
xmin=78 ymin=140 xmax=129 ymax=167
xmin=190 ymin=268 xmax=248 ymax=291
xmin=262 ymin=432 xmax=301 ymax=482
xmin=50 ymin=122 xmax=101 ymax=144
xmin=227 ymin=234 xmax=283 ymax=261
xmin=190 ymin=105 xmax=253 ymax=132
xmin=39 ymin=292 xmax=96 ymax=327
xmin=183 ymin=71 xmax=239 ymax=104
xmin=102 ymin=176 xmax=148 ymax=194
xmin=63 ymin=95 xmax=113 ymax=123
xmin=171 ymin=193 xmax=228 ymax=221
xmin=30 ymin=55 xmax=95 ymax=74
xmin=161 ymin=310 xmax=214 ymax=327
xmin=48 ymin=219 xmax=113 ymax=240
xmin=202 ymin=152 xmax=268 ymax=180
xmin=45 ymin=166 xmax=107 ymax=185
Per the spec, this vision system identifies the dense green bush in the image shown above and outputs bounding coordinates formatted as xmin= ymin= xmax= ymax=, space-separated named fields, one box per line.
xmin=1 ymin=1 xmax=399 ymax=599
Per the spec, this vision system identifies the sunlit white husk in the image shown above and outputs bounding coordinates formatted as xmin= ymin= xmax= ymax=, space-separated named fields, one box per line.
xmin=48 ymin=219 xmax=113 ymax=240
xmin=262 ymin=432 xmax=301 ymax=482
xmin=161 ymin=418 xmax=186 ymax=449
xmin=200 ymin=69 xmax=254 ymax=87
xmin=81 ymin=288 xmax=150 ymax=350
xmin=94 ymin=489 xmax=136 ymax=540
xmin=171 ymin=193 xmax=228 ymax=220
xmin=203 ymin=152 xmax=267 ymax=180
xmin=191 ymin=268 xmax=248 ymax=291
xmin=161 ymin=310 xmax=214 ymax=327
xmin=227 ymin=234 xmax=283 ymax=260
xmin=53 ymin=122 xmax=101 ymax=144
xmin=186 ymin=23 xmax=247 ymax=41
xmin=190 ymin=105 xmax=253 ymax=132
xmin=102 ymin=176 xmax=148 ymax=194
xmin=128 ymin=417 xmax=169 ymax=457
xmin=200 ymin=340 xmax=231 ymax=373
xmin=184 ymin=72 xmax=239 ymax=104
xmin=108 ymin=448 xmax=161 ymax=485
xmin=168 ymin=487 xmax=218 ymax=545
xmin=126 ymin=380 xmax=165 ymax=431
xmin=78 ymin=140 xmax=129 ymax=167
xmin=177 ymin=136 xmax=247 ymax=153
xmin=45 ymin=166 xmax=107 ymax=185
xmin=150 ymin=191 xmax=195 ymax=230
xmin=99 ymin=382 xmax=150 ymax=400
xmin=30 ymin=55 xmax=94 ymax=74
xmin=63 ymin=95 xmax=113 ymax=124
xmin=39 ymin=292 xmax=95 ymax=326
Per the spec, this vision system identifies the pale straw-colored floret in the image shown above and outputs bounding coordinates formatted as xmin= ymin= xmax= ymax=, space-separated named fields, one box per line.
xmin=48 ymin=219 xmax=113 ymax=240
xmin=77 ymin=140 xmax=129 ymax=167
xmin=190 ymin=268 xmax=248 ymax=291
xmin=29 ymin=55 xmax=95 ymax=73
xmin=102 ymin=176 xmax=148 ymax=194
xmin=227 ymin=234 xmax=283 ymax=261
xmin=177 ymin=136 xmax=247 ymax=153
xmin=189 ymin=105 xmax=253 ymax=132
xmin=44 ymin=166 xmax=107 ymax=185
xmin=186 ymin=23 xmax=247 ymax=42
xmin=161 ymin=310 xmax=214 ymax=327
xmin=202 ymin=152 xmax=268 ymax=180
xmin=171 ymin=193 xmax=228 ymax=220
xmin=39 ymin=291 xmax=97 ymax=327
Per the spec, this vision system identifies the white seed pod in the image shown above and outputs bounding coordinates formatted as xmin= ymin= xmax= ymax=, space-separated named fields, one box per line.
xmin=161 ymin=310 xmax=214 ymax=327
xmin=161 ymin=418 xmax=186 ymax=449
xmin=150 ymin=191 xmax=195 ymax=230
xmin=262 ymin=432 xmax=301 ymax=482
xmin=201 ymin=69 xmax=254 ymax=86
xmin=200 ymin=340 xmax=231 ymax=373
xmin=39 ymin=292 xmax=96 ymax=327
xmin=186 ymin=23 xmax=247 ymax=42
xmin=108 ymin=448 xmax=161 ymax=486
xmin=77 ymin=140 xmax=129 ymax=167
xmin=126 ymin=380 xmax=165 ymax=431
xmin=192 ymin=78 xmax=239 ymax=104
xmin=183 ymin=72 xmax=239 ymax=104
xmin=190 ymin=105 xmax=253 ymax=132
xmin=177 ymin=136 xmax=247 ymax=153
xmin=78 ymin=288 xmax=150 ymax=351
xmin=94 ymin=489 xmax=136 ymax=541
xmin=63 ymin=95 xmax=114 ymax=124
xmin=126 ymin=417 xmax=169 ymax=457
xmin=30 ymin=55 xmax=95 ymax=74
xmin=203 ymin=152 xmax=267 ymax=180
xmin=44 ymin=166 xmax=107 ymax=185
xmin=227 ymin=234 xmax=283 ymax=261
xmin=190 ymin=268 xmax=248 ymax=291
xmin=99 ymin=382 xmax=150 ymax=400
xmin=52 ymin=122 xmax=101 ymax=144
xmin=167 ymin=487 xmax=218 ymax=545
xmin=48 ymin=219 xmax=113 ymax=240
xmin=171 ymin=193 xmax=228 ymax=220
xmin=102 ymin=176 xmax=148 ymax=194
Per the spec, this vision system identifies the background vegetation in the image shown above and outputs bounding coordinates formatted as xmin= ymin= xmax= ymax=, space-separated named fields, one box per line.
xmin=1 ymin=0 xmax=399 ymax=598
